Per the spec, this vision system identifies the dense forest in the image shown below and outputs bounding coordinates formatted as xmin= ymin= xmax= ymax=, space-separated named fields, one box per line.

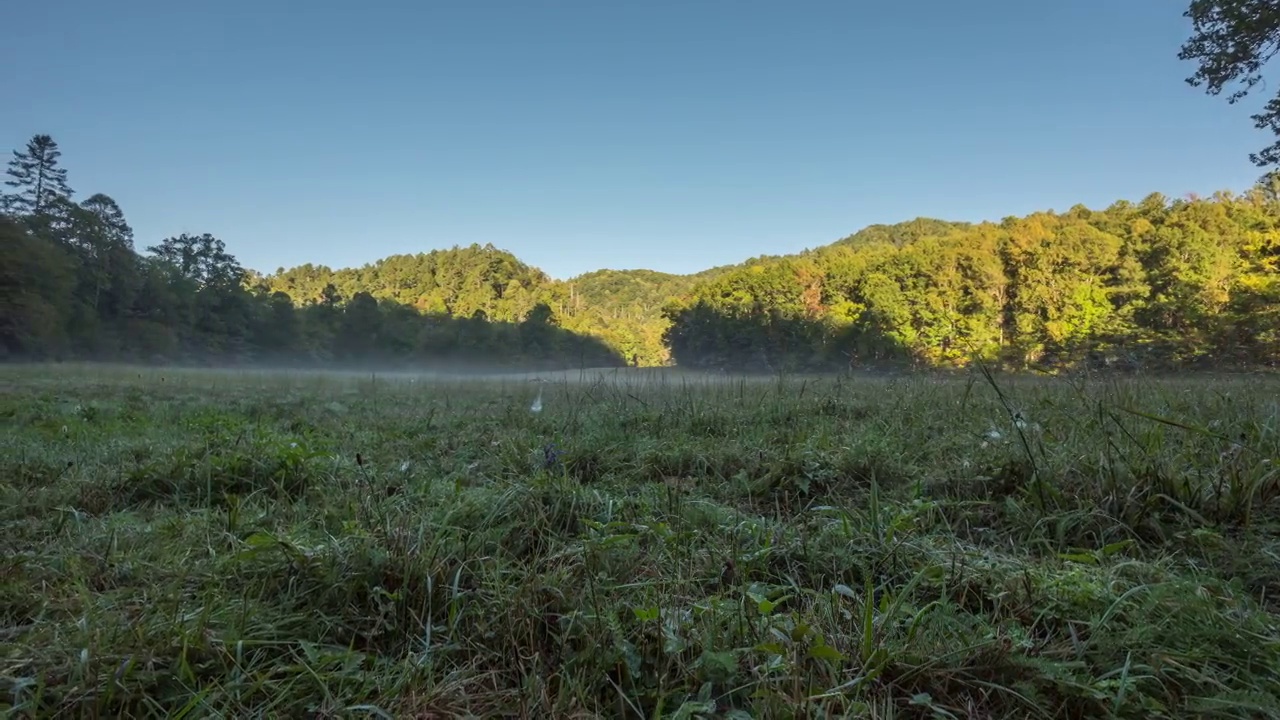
xmin=2 ymin=132 xmax=1278 ymax=372
xmin=664 ymin=198 xmax=1280 ymax=372
xmin=0 ymin=135 xmax=624 ymax=370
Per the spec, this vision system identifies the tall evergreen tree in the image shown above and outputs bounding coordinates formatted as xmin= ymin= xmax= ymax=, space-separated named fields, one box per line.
xmin=4 ymin=134 xmax=74 ymax=216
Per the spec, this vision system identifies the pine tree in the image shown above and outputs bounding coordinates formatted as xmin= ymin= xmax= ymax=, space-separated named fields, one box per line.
xmin=4 ymin=134 xmax=74 ymax=216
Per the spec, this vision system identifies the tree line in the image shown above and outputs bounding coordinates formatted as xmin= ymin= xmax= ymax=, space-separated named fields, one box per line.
xmin=662 ymin=197 xmax=1280 ymax=372
xmin=0 ymin=134 xmax=625 ymax=370
xmin=3 ymin=132 xmax=1277 ymax=374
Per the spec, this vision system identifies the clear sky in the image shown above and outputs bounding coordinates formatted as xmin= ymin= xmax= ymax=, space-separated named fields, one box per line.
xmin=1 ymin=0 xmax=1266 ymax=279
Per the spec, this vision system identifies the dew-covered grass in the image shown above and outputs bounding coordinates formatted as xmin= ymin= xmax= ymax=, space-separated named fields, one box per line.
xmin=3 ymin=364 xmax=1280 ymax=718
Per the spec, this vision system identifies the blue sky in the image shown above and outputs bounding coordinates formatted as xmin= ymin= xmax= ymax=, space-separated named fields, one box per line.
xmin=1 ymin=0 xmax=1266 ymax=279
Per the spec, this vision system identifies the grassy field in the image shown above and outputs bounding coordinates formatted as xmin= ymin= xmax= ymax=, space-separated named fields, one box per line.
xmin=4 ymin=364 xmax=1280 ymax=719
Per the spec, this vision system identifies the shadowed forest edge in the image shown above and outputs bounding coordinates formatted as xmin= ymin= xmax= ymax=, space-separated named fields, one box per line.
xmin=3 ymin=133 xmax=1278 ymax=372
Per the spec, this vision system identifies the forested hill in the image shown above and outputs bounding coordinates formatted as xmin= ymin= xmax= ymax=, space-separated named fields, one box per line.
xmin=0 ymin=135 xmax=625 ymax=369
xmin=830 ymin=218 xmax=974 ymax=249
xmin=3 ymin=132 xmax=1278 ymax=372
xmin=665 ymin=194 xmax=1280 ymax=371
xmin=257 ymin=254 xmax=707 ymax=366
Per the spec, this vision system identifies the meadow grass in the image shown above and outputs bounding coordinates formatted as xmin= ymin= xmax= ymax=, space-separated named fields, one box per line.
xmin=3 ymin=364 xmax=1280 ymax=718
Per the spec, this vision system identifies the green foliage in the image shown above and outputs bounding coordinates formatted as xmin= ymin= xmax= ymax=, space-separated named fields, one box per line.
xmin=2 ymin=131 xmax=1277 ymax=372
xmin=0 ymin=134 xmax=625 ymax=370
xmin=832 ymin=217 xmax=973 ymax=249
xmin=4 ymin=366 xmax=1280 ymax=717
xmin=557 ymin=269 xmax=710 ymax=366
xmin=664 ymin=190 xmax=1280 ymax=372
xmin=0 ymin=215 xmax=76 ymax=358
xmin=266 ymin=244 xmax=549 ymax=322
xmin=1180 ymin=0 xmax=1280 ymax=170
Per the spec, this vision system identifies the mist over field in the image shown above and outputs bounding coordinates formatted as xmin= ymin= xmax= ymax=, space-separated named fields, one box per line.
xmin=6 ymin=361 xmax=1280 ymax=717
xmin=7 ymin=0 xmax=1280 ymax=716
